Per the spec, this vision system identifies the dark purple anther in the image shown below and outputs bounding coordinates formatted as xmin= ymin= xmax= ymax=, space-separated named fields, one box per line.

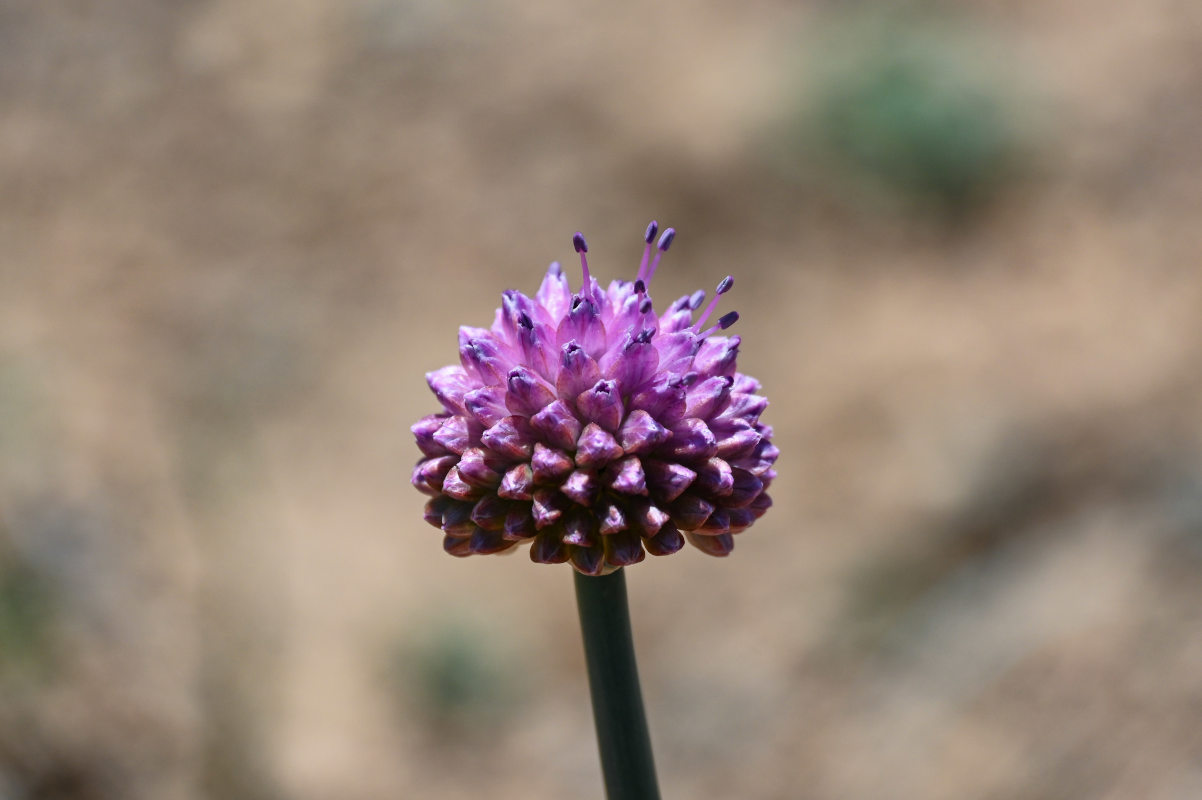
xmin=634 ymin=279 xmax=646 ymax=294
xmin=657 ymin=228 xmax=676 ymax=251
xmin=718 ymin=311 xmax=738 ymax=329
xmin=689 ymin=290 xmax=706 ymax=309
xmin=639 ymin=297 xmax=652 ymax=314
xmin=716 ymin=275 xmax=733 ymax=294
xmin=644 ymin=220 xmax=659 ymax=243
xmin=573 ymin=232 xmax=588 ymax=253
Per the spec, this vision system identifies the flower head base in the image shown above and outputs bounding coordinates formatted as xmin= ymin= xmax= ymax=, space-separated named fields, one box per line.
xmin=412 ymin=223 xmax=777 ymax=575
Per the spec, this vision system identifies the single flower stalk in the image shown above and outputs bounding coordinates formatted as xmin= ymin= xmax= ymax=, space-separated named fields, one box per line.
xmin=413 ymin=222 xmax=776 ymax=575
xmin=411 ymin=222 xmax=776 ymax=800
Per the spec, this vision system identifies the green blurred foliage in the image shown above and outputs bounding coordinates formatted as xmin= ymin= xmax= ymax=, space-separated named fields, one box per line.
xmin=390 ymin=619 xmax=522 ymax=736
xmin=0 ymin=558 xmax=55 ymax=677
xmin=801 ymin=9 xmax=1027 ymax=216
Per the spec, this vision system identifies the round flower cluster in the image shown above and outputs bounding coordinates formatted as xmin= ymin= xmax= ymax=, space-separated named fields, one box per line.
xmin=412 ymin=223 xmax=776 ymax=575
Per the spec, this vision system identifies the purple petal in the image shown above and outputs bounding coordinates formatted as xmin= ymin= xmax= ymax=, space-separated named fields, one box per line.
xmin=732 ymin=373 xmax=762 ymax=394
xmin=727 ymin=467 xmax=765 ymax=508
xmin=569 ymin=543 xmax=605 ymax=576
xmin=481 ymin=416 xmax=535 ymax=461
xmin=458 ymin=332 xmax=509 ymax=385
xmin=714 ymin=392 xmax=769 ymax=425
xmin=530 ymin=400 xmax=583 ymax=451
xmin=423 ymin=496 xmax=453 ymax=528
xmin=427 ymin=366 xmax=474 ymax=415
xmin=629 ymin=377 xmax=686 ymax=426
xmin=439 ymin=500 xmax=475 ymax=535
xmin=715 ymin=427 xmax=762 ymax=459
xmin=411 ymin=455 xmax=458 ymax=496
xmin=532 ymin=487 xmax=566 ymax=529
xmin=617 ymin=409 xmax=671 ymax=454
xmin=693 ymin=335 xmax=740 ymax=378
xmin=531 ymin=442 xmax=574 ymax=484
xmin=685 ymin=376 xmax=734 ymax=419
xmin=685 ymin=531 xmax=734 ymax=557
xmin=631 ymin=501 xmax=670 ymax=536
xmin=643 ymin=459 xmax=697 ymax=502
xmin=561 ymin=469 xmax=598 ymax=506
xmin=602 ymin=334 xmax=660 ymax=393
xmin=749 ymin=492 xmax=773 ymax=519
xmin=608 ymin=456 xmax=647 ymax=495
xmin=697 ymin=508 xmax=731 ymax=534
xmin=443 ymin=534 xmax=473 ymax=557
xmin=562 ymin=509 xmax=595 ymax=547
xmin=696 ymin=457 xmax=734 ymax=496
xmin=505 ymin=366 xmax=556 ymax=416
xmin=599 ymin=503 xmax=629 ymax=536
xmin=503 ymin=506 xmax=537 ymax=540
xmin=644 ymin=523 xmax=685 ymax=556
xmin=662 ymin=418 xmax=718 ymax=461
xmin=556 ymin=295 xmax=607 ymax=358
xmin=469 ymin=526 xmax=515 ymax=555
xmin=412 ymin=414 xmax=450 ymax=457
xmin=670 ymin=493 xmax=715 ymax=530
xmin=603 ymin=530 xmax=644 ymax=566
xmin=556 ymin=341 xmax=602 ymax=400
xmin=498 ymin=463 xmax=534 ymax=500
xmin=536 ymin=262 xmax=572 ymax=322
xmin=441 ymin=466 xmax=480 ymax=501
xmin=470 ymin=495 xmax=509 ymax=530
xmin=575 ymin=423 xmax=624 ymax=469
xmin=530 ymin=530 xmax=569 ymax=563
xmin=464 ymin=386 xmax=509 ymax=427
xmin=456 ymin=447 xmax=503 ymax=487
xmin=576 ymin=379 xmax=624 ymax=433
xmin=431 ymin=415 xmax=471 ymax=454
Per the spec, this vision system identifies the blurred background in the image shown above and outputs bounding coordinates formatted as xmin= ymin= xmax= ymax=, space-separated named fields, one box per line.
xmin=2 ymin=0 xmax=1201 ymax=798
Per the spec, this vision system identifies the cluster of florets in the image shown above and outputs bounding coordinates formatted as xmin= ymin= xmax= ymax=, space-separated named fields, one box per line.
xmin=412 ymin=222 xmax=776 ymax=575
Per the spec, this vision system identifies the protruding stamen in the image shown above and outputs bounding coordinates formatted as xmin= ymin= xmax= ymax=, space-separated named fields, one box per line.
xmin=692 ymin=276 xmax=734 ymax=332
xmin=700 ymin=311 xmax=739 ymax=338
xmin=646 ymin=227 xmax=676 ymax=284
xmin=636 ymin=220 xmax=658 ymax=282
xmin=548 ymin=261 xmax=562 ymax=276
xmin=689 ymin=290 xmax=706 ymax=309
xmin=573 ymin=232 xmax=591 ymax=290
xmin=633 ymin=279 xmax=646 ymax=294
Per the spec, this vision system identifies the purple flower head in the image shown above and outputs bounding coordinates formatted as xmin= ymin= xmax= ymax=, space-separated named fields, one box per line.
xmin=412 ymin=223 xmax=776 ymax=575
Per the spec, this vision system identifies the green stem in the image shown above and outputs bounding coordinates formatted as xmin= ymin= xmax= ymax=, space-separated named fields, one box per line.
xmin=573 ymin=568 xmax=662 ymax=800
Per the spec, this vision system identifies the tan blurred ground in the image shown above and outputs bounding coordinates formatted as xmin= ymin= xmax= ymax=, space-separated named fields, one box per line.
xmin=1 ymin=1 xmax=1201 ymax=799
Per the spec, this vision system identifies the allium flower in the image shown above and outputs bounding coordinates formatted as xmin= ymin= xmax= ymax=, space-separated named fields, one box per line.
xmin=412 ymin=222 xmax=777 ymax=575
